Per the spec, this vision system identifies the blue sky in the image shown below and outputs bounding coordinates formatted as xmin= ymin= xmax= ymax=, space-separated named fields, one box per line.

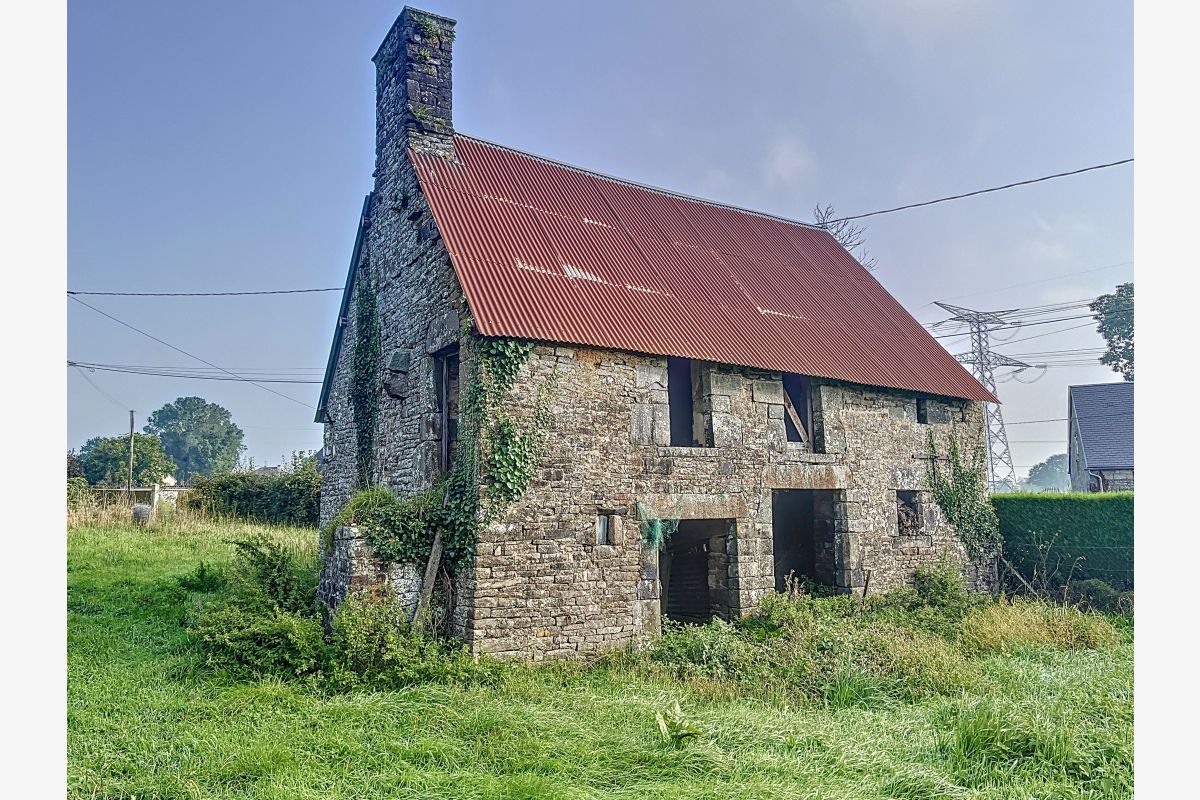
xmin=68 ymin=0 xmax=1132 ymax=475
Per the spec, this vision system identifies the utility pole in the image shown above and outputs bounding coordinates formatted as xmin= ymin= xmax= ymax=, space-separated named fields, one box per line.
xmin=934 ymin=303 xmax=1033 ymax=493
xmin=127 ymin=410 xmax=135 ymax=503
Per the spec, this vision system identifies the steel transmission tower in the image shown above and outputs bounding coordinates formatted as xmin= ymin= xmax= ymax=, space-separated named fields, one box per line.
xmin=933 ymin=303 xmax=1033 ymax=493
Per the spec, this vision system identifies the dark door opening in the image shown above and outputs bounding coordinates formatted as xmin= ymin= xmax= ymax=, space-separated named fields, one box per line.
xmin=772 ymin=489 xmax=838 ymax=590
xmin=660 ymin=519 xmax=732 ymax=623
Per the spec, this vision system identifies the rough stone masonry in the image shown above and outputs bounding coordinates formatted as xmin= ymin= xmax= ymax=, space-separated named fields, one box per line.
xmin=316 ymin=7 xmax=996 ymax=660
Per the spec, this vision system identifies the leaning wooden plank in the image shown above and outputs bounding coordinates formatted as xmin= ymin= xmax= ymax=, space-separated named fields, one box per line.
xmin=781 ymin=391 xmax=808 ymax=443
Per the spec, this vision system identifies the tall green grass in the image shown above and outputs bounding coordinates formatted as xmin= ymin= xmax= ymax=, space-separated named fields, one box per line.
xmin=68 ymin=518 xmax=1132 ymax=799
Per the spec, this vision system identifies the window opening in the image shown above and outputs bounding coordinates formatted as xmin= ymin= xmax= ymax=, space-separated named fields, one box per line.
xmin=782 ymin=373 xmax=813 ymax=445
xmin=433 ymin=345 xmax=460 ymax=473
xmin=896 ymin=490 xmax=922 ymax=537
xmin=668 ymin=357 xmax=707 ymax=446
xmin=596 ymin=514 xmax=611 ymax=545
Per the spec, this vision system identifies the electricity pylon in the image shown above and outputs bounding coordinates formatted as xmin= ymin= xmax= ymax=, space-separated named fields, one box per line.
xmin=934 ymin=303 xmax=1033 ymax=493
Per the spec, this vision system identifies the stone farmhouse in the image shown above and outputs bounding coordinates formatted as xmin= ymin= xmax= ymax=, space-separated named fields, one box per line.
xmin=316 ymin=7 xmax=998 ymax=660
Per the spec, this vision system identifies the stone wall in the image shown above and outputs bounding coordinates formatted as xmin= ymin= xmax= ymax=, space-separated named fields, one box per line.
xmin=455 ymin=345 xmax=990 ymax=659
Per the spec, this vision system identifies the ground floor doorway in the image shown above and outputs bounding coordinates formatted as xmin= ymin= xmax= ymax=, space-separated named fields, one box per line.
xmin=660 ymin=519 xmax=733 ymax=624
xmin=771 ymin=489 xmax=840 ymax=590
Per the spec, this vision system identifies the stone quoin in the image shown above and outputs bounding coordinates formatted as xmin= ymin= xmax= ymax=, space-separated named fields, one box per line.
xmin=315 ymin=6 xmax=998 ymax=660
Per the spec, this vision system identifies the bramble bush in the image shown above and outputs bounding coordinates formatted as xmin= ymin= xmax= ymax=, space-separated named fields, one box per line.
xmin=327 ymin=592 xmax=497 ymax=691
xmin=183 ymin=532 xmax=495 ymax=690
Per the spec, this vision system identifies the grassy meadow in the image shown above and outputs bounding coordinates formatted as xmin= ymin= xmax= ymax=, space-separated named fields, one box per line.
xmin=67 ymin=512 xmax=1132 ymax=799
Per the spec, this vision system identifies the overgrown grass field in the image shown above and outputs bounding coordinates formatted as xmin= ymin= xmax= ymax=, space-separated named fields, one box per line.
xmin=68 ymin=515 xmax=1132 ymax=799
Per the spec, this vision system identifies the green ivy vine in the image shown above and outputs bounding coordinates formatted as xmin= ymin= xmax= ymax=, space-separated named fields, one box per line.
xmin=925 ymin=430 xmax=1001 ymax=560
xmin=351 ymin=265 xmax=381 ymax=488
xmin=328 ymin=331 xmax=554 ymax=574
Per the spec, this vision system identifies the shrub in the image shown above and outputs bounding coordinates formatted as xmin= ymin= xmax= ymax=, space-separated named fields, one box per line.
xmin=324 ymin=483 xmax=447 ymax=567
xmin=184 ymin=462 xmax=320 ymax=527
xmin=913 ymin=560 xmax=970 ymax=615
xmin=189 ymin=600 xmax=326 ymax=678
xmin=1065 ymin=578 xmax=1133 ymax=615
xmin=649 ymin=618 xmax=759 ymax=682
xmin=328 ymin=592 xmax=496 ymax=690
xmin=992 ymin=492 xmax=1133 ymax=589
xmin=226 ymin=534 xmax=318 ymax=615
xmin=958 ymin=597 xmax=1119 ymax=654
xmin=178 ymin=561 xmax=226 ymax=593
xmin=644 ymin=590 xmax=988 ymax=705
xmin=67 ymin=476 xmax=90 ymax=510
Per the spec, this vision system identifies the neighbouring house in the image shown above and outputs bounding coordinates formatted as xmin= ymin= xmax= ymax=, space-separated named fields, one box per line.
xmin=1068 ymin=382 xmax=1134 ymax=492
xmin=315 ymin=7 xmax=997 ymax=660
xmin=253 ymin=465 xmax=284 ymax=477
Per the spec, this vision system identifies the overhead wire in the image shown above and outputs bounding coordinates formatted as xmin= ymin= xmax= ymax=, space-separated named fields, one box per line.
xmin=825 ymin=158 xmax=1133 ymax=223
xmin=71 ymin=364 xmax=130 ymax=410
xmin=918 ymin=260 xmax=1133 ymax=308
xmin=68 ymin=296 xmax=315 ymax=409
xmin=68 ymin=361 xmax=323 ymax=384
xmin=67 ymin=287 xmax=343 ymax=297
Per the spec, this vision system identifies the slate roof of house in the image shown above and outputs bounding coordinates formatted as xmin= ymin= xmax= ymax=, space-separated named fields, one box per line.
xmin=1069 ymin=382 xmax=1134 ymax=470
xmin=411 ymin=134 xmax=996 ymax=403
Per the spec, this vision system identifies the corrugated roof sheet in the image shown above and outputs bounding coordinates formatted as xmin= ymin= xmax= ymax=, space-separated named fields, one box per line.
xmin=1070 ymin=382 xmax=1134 ymax=470
xmin=411 ymin=134 xmax=996 ymax=402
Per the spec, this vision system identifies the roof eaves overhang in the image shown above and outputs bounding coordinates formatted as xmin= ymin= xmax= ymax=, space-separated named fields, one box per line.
xmin=315 ymin=194 xmax=373 ymax=423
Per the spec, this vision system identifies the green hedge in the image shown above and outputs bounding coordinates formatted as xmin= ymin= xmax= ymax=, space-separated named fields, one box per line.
xmin=992 ymin=492 xmax=1133 ymax=590
xmin=184 ymin=468 xmax=320 ymax=527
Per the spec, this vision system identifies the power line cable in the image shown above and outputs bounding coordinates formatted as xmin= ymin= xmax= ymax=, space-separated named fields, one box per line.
xmin=68 ymin=296 xmax=314 ymax=409
xmin=67 ymin=287 xmax=342 ymax=297
xmin=934 ymin=307 xmax=1131 ymax=340
xmin=71 ymin=364 xmax=130 ymax=410
xmin=69 ymin=360 xmax=324 ymax=376
xmin=67 ymin=362 xmax=323 ymax=384
xmin=920 ymin=260 xmax=1132 ymax=308
xmin=827 ymin=158 xmax=1133 ymax=223
xmin=992 ymin=319 xmax=1106 ymax=347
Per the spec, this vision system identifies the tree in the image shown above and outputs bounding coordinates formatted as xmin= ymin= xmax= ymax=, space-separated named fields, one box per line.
xmin=144 ymin=396 xmax=246 ymax=482
xmin=813 ymin=204 xmax=878 ymax=271
xmin=80 ymin=433 xmax=175 ymax=487
xmin=67 ymin=449 xmax=85 ymax=479
xmin=1023 ymin=453 xmax=1069 ymax=492
xmin=1090 ymin=282 xmax=1133 ymax=381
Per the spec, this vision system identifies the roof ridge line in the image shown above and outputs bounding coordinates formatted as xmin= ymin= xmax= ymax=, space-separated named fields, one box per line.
xmin=455 ymin=132 xmax=825 ymax=232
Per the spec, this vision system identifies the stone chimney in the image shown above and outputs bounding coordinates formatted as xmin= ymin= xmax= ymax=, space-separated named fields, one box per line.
xmin=373 ymin=7 xmax=457 ymax=163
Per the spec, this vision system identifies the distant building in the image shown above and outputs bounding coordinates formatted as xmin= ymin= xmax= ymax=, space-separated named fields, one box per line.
xmin=1068 ymin=382 xmax=1133 ymax=492
xmin=253 ymin=465 xmax=284 ymax=477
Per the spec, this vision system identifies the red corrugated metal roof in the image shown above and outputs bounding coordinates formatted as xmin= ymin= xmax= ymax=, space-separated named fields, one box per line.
xmin=411 ymin=134 xmax=996 ymax=403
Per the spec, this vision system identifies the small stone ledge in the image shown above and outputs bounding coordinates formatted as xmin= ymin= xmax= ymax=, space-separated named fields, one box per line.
xmin=656 ymin=446 xmax=722 ymax=458
xmin=774 ymin=447 xmax=840 ymax=464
